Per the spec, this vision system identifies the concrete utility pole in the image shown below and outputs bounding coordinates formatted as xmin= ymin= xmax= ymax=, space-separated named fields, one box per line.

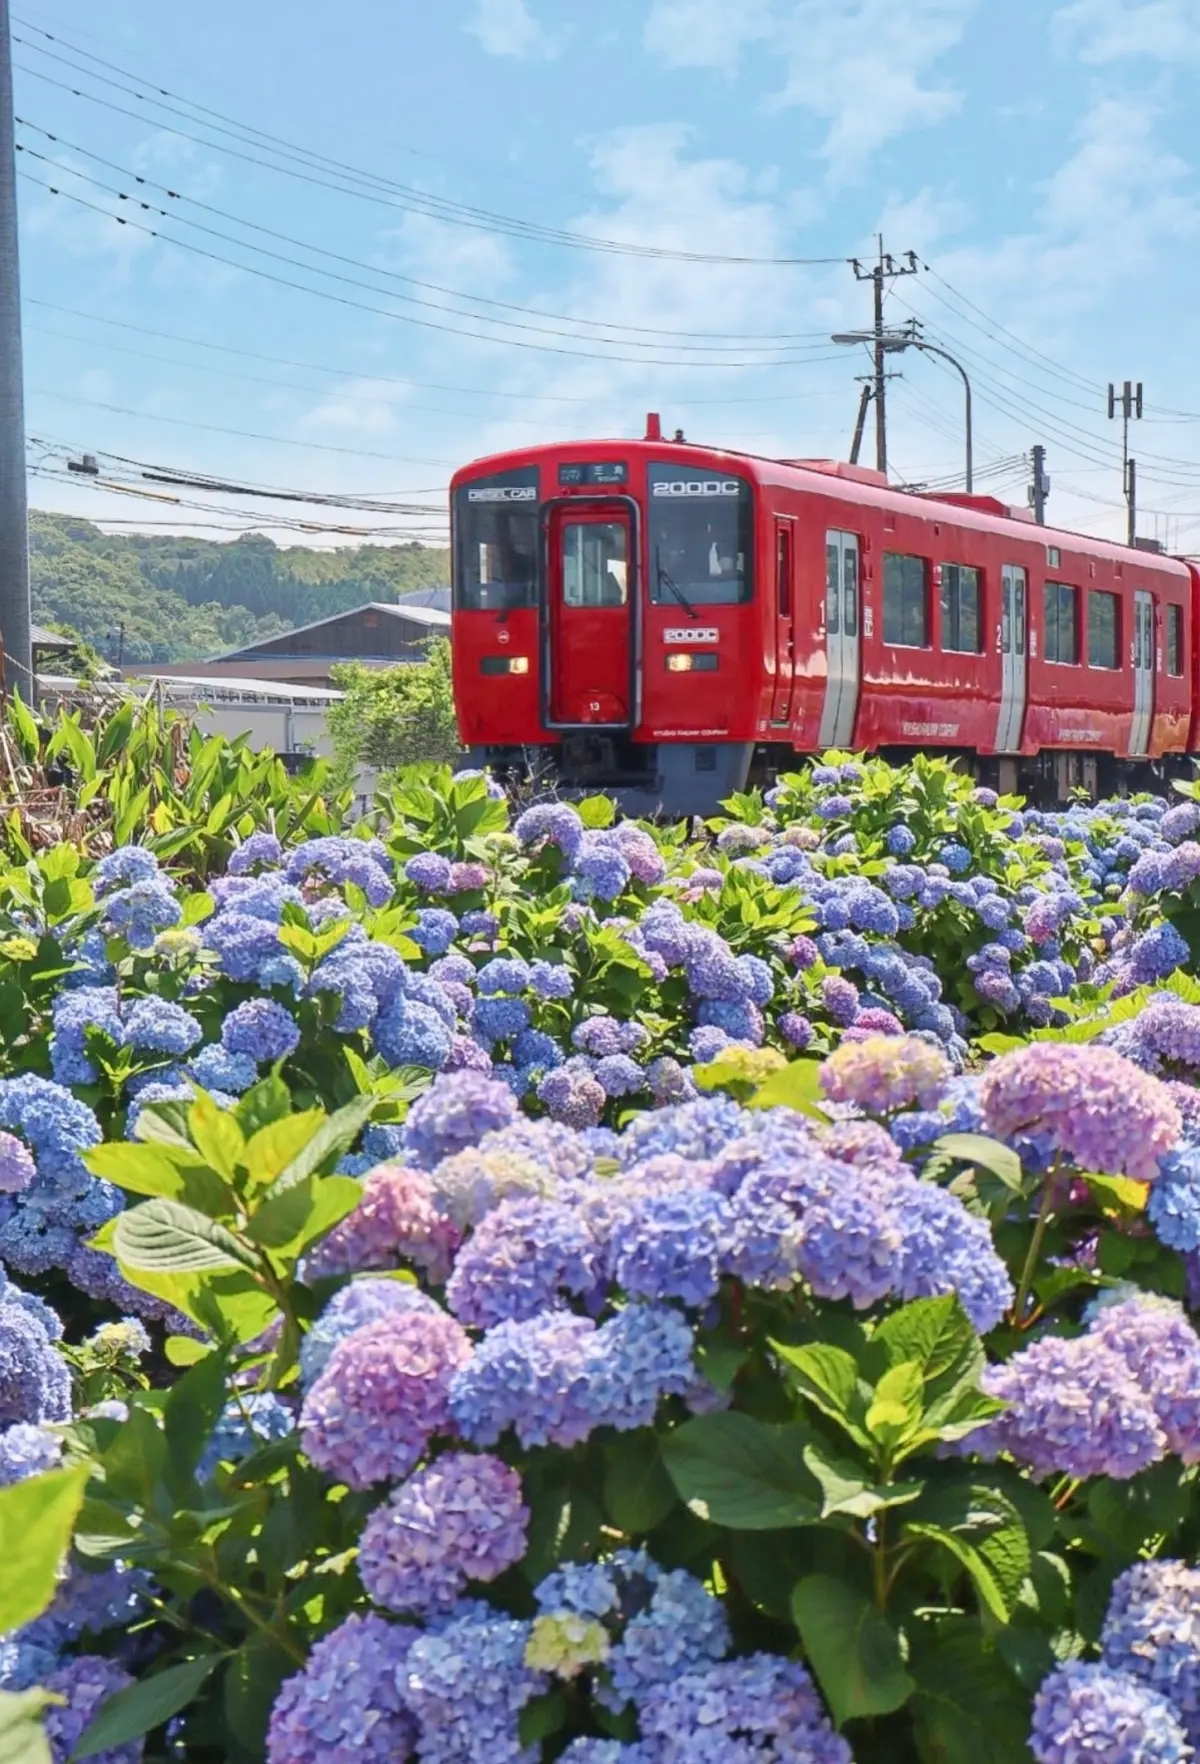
xmin=849 ymin=239 xmax=919 ymax=477
xmin=0 ymin=0 xmax=29 ymax=699
xmin=1108 ymin=380 xmax=1142 ymax=547
xmin=1029 ymin=444 xmax=1050 ymax=525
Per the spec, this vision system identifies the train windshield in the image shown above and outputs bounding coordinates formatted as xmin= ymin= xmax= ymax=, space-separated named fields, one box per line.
xmin=647 ymin=463 xmax=753 ymax=607
xmin=454 ymin=468 xmax=539 ymax=611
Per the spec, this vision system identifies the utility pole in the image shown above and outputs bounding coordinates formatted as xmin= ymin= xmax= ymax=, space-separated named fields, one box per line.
xmin=850 ymin=239 xmax=919 ymax=477
xmin=1029 ymin=445 xmax=1049 ymax=525
xmin=849 ymin=383 xmax=873 ymax=465
xmin=0 ymin=0 xmax=30 ymax=699
xmin=1107 ymin=380 xmax=1142 ymax=547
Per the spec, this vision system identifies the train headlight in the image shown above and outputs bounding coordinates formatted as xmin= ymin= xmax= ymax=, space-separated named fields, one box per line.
xmin=666 ymin=653 xmax=718 ymax=673
xmin=480 ymin=656 xmax=530 ymax=675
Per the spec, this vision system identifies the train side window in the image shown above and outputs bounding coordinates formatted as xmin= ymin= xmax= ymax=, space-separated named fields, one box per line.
xmin=843 ymin=543 xmax=859 ymax=636
xmin=1044 ymin=581 xmax=1079 ymax=665
xmin=940 ymin=563 xmax=982 ymax=653
xmin=825 ymin=542 xmax=840 ymax=634
xmin=1167 ymin=603 xmax=1184 ymax=676
xmin=1087 ymin=589 xmax=1120 ymax=669
xmin=776 ymin=527 xmax=792 ymax=619
xmin=883 ymin=552 xmax=930 ymax=648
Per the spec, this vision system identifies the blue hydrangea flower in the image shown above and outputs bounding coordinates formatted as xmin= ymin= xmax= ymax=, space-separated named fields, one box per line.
xmin=122 ymin=996 xmax=203 ymax=1056
xmin=267 ymin=1612 xmax=420 ymax=1764
xmin=1030 ymin=1661 xmax=1189 ymax=1764
xmin=221 ymin=998 xmax=301 ymax=1064
xmin=0 ymin=1421 xmax=62 ymax=1485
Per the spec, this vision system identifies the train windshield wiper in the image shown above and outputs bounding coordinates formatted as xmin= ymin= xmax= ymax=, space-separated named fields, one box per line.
xmin=656 ymin=549 xmax=698 ymax=620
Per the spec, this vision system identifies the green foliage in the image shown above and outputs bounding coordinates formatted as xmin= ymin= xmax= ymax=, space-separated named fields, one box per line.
xmin=328 ymin=641 xmax=461 ymax=780
xmin=0 ymin=1464 xmax=91 ymax=1633
xmin=30 ymin=511 xmax=448 ymax=664
xmin=0 ymin=1688 xmax=59 ymax=1764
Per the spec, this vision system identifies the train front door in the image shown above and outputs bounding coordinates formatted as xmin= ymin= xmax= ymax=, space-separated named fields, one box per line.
xmin=770 ymin=518 xmax=796 ymax=723
xmin=996 ymin=563 xmax=1027 ymax=753
xmin=817 ymin=529 xmax=860 ymax=748
xmin=1130 ymin=590 xmax=1155 ymax=757
xmin=545 ymin=503 xmax=635 ymax=728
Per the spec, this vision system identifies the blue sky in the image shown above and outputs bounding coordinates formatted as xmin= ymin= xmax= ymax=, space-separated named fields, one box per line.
xmin=14 ymin=0 xmax=1200 ymax=551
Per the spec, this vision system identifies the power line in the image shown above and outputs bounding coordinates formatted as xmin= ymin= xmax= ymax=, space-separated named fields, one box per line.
xmin=18 ymin=165 xmax=845 ymax=371
xmin=15 ymin=118 xmax=848 ymax=347
xmin=23 ymin=298 xmax=851 ymax=408
xmin=26 ymin=383 xmax=461 ymax=464
xmin=12 ymin=25 xmax=849 ymax=267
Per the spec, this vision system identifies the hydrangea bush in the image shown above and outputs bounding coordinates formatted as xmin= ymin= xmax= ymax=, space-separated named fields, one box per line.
xmin=6 ymin=753 xmax=1200 ymax=1762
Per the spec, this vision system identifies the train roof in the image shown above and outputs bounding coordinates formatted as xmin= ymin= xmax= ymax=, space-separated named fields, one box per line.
xmin=451 ymin=433 xmax=1192 ymax=582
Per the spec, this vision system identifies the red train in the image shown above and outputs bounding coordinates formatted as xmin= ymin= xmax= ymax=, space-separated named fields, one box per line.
xmin=449 ymin=416 xmax=1197 ymax=814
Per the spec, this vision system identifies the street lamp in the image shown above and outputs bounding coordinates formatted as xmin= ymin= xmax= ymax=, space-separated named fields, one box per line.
xmin=831 ymin=328 xmax=974 ymax=493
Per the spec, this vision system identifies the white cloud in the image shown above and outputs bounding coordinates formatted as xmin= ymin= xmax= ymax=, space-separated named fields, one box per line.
xmin=641 ymin=0 xmax=975 ymax=182
xmin=1053 ymin=0 xmax=1200 ymax=64
xmin=768 ymin=0 xmax=976 ymax=183
xmin=642 ymin=0 xmax=773 ymax=73
xmin=466 ymin=0 xmax=558 ymax=60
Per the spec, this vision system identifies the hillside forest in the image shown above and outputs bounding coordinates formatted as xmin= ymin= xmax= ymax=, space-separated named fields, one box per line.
xmin=30 ymin=510 xmax=451 ymax=664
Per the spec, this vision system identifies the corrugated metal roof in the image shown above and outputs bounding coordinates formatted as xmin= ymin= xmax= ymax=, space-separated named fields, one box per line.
xmin=213 ymin=600 xmax=450 ymax=660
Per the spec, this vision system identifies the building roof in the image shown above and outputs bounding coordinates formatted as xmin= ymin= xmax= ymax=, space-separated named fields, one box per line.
xmin=41 ymin=673 xmax=343 ymax=705
xmin=31 ymin=624 xmax=72 ymax=650
xmin=213 ymin=600 xmax=450 ymax=661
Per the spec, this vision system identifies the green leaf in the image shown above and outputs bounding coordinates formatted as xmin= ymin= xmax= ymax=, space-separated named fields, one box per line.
xmin=163 ymin=1351 xmax=229 ymax=1491
xmin=910 ymin=1628 xmax=1031 ymax=1764
xmin=0 ymin=1687 xmax=58 ymax=1764
xmin=187 ymin=1093 xmax=245 ymax=1181
xmin=660 ymin=1413 xmax=818 ymax=1529
xmin=1081 ymin=1171 xmax=1150 ymax=1214
xmin=85 ymin=1144 xmax=231 ymax=1216
xmin=73 ymin=1656 xmax=221 ymax=1759
xmin=928 ymin=1134 xmax=1023 ymax=1193
xmin=111 ymin=1198 xmax=259 ymax=1275
xmin=268 ymin=1095 xmax=377 ymax=1196
xmin=870 ymin=1295 xmax=978 ymax=1385
xmin=180 ymin=890 xmax=215 ymax=927
xmin=223 ymin=1637 xmax=296 ymax=1755
xmin=517 ymin=1688 xmax=569 ymax=1748
xmin=602 ymin=1431 xmax=678 ymax=1534
xmin=771 ymin=1342 xmax=871 ymax=1448
xmin=791 ymin=1574 xmax=915 ymax=1728
xmin=0 ymin=1465 xmax=91 ymax=1633
xmin=241 ymin=1110 xmax=328 ymax=1191
xmin=904 ymin=1483 xmax=1031 ymax=1622
xmin=235 ymin=1074 xmax=293 ymax=1139
xmin=746 ymin=1058 xmax=830 ymax=1122
xmin=802 ymin=1442 xmax=922 ymax=1521
xmin=164 ymin=1335 xmax=210 ymax=1368
xmin=575 ymin=794 xmax=616 ymax=829
xmin=246 ymin=1174 xmax=361 ymax=1256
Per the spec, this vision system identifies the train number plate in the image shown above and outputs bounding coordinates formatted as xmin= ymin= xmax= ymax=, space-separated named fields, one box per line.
xmin=663 ymin=628 xmax=718 ymax=644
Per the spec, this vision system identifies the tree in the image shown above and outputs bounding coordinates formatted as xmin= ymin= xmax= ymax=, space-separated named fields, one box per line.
xmin=327 ymin=640 xmax=461 ymax=781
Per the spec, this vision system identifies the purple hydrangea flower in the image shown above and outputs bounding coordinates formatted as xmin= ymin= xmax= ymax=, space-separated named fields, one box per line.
xmin=306 ymin=1162 xmax=460 ymax=1285
xmin=227 ymin=830 xmax=284 ymax=874
xmin=299 ymin=1277 xmax=442 ymax=1389
xmin=821 ymin=974 xmax=860 ymax=1026
xmin=513 ymin=802 xmax=585 ymax=862
xmin=43 ymin=1657 xmax=139 ymax=1764
xmin=1030 ymin=1661 xmax=1189 ymax=1764
xmin=980 ymin=1044 xmax=1180 ymax=1181
xmin=404 ymin=1073 xmax=519 ymax=1168
xmin=401 ymin=1602 xmax=544 ymax=1764
xmin=445 ymin=1196 xmax=597 ymax=1328
xmin=267 ymin=1612 xmax=419 ymax=1764
xmin=406 ymin=852 xmax=454 ymax=893
xmin=220 ymin=998 xmax=301 ymax=1063
xmin=638 ymin=1655 xmax=852 ymax=1763
xmin=971 ymin=1333 xmax=1166 ymax=1480
xmin=1101 ymin=1559 xmax=1200 ymax=1741
xmin=0 ymin=1132 xmax=35 ymax=1195
xmin=0 ymin=1420 xmax=62 ymax=1484
xmin=299 ymin=1308 xmax=473 ymax=1487
xmin=819 ymin=1034 xmax=951 ymax=1114
xmin=358 ymin=1451 xmax=529 ymax=1614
